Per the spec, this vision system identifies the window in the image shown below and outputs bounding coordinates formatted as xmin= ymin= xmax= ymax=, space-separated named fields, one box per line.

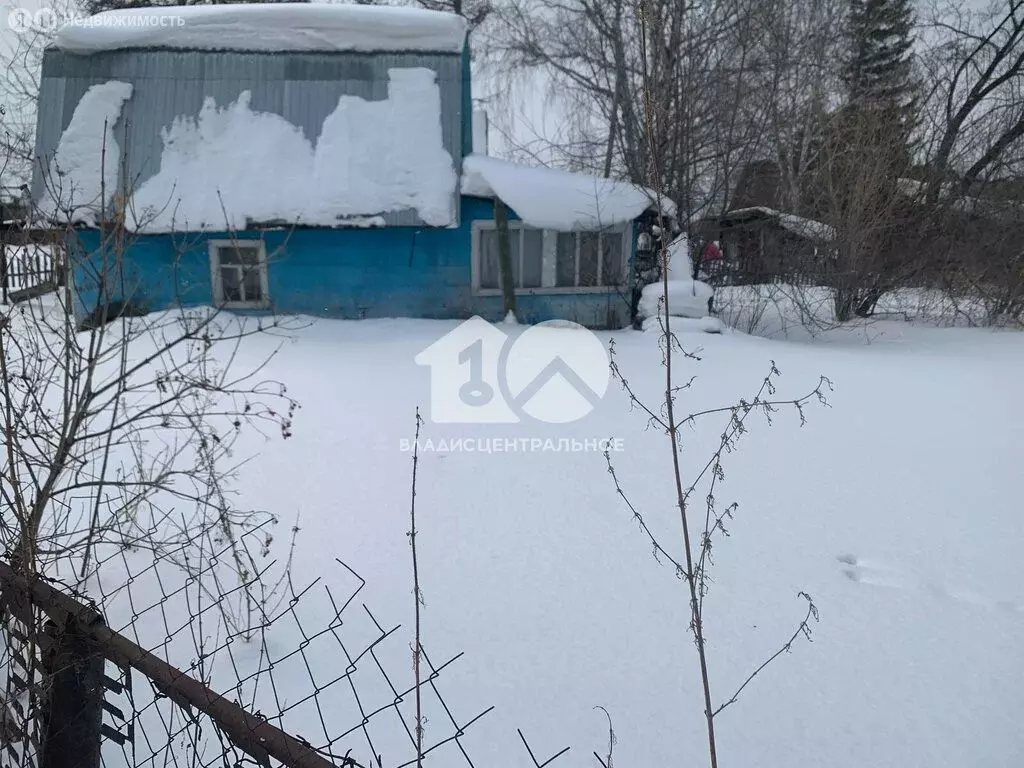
xmin=474 ymin=222 xmax=628 ymax=294
xmin=209 ymin=240 xmax=269 ymax=307
xmin=556 ymin=230 xmax=624 ymax=288
xmin=477 ymin=224 xmax=543 ymax=290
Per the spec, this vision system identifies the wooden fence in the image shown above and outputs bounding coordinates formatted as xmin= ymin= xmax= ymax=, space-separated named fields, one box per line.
xmin=0 ymin=227 xmax=65 ymax=304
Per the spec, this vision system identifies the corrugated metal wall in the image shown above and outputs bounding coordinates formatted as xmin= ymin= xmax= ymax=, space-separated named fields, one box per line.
xmin=33 ymin=48 xmax=464 ymax=227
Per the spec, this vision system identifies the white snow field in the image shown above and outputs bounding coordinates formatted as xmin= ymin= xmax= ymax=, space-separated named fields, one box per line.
xmin=5 ymin=299 xmax=1023 ymax=767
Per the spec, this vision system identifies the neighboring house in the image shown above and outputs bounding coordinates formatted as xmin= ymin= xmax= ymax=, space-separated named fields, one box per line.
xmin=689 ymin=159 xmax=836 ymax=284
xmin=695 ymin=207 xmax=835 ymax=284
xmin=709 ymin=159 xmax=1024 ymax=288
xmin=31 ymin=4 xmax=672 ymax=329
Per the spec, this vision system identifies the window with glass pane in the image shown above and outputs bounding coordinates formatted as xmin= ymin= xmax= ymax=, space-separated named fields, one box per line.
xmin=508 ymin=229 xmax=522 ymax=285
xmin=556 ymin=232 xmax=576 ymax=287
xmin=215 ymin=245 xmax=264 ymax=304
xmin=480 ymin=227 xmax=521 ymax=288
xmin=601 ymin=231 xmax=624 ymax=286
xmin=479 ymin=225 xmax=543 ymax=290
xmin=219 ymin=266 xmax=242 ymax=302
xmin=479 ymin=229 xmax=500 ymax=289
xmin=578 ymin=233 xmax=600 ymax=287
xmin=521 ymin=229 xmax=543 ymax=288
xmin=479 ymin=225 xmax=628 ymax=291
xmin=242 ymin=263 xmax=264 ymax=300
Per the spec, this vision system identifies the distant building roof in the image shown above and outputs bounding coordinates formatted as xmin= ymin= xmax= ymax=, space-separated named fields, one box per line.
xmin=461 ymin=154 xmax=675 ymax=232
xmin=716 ymin=206 xmax=836 ymax=242
xmin=897 ymin=177 xmax=1024 ymax=220
xmin=54 ymin=3 xmax=468 ymax=55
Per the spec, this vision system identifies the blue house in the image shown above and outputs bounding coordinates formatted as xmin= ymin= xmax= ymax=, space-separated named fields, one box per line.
xmin=32 ymin=4 xmax=673 ymax=329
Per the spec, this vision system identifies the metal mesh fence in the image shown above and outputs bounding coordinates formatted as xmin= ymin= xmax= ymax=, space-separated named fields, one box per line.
xmin=0 ymin=528 xmax=567 ymax=768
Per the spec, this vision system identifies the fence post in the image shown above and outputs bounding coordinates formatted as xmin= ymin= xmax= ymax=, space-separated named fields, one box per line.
xmin=39 ymin=616 xmax=105 ymax=768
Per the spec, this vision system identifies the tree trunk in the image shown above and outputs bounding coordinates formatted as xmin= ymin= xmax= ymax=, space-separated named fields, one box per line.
xmin=854 ymin=287 xmax=882 ymax=317
xmin=494 ymin=200 xmax=516 ymax=318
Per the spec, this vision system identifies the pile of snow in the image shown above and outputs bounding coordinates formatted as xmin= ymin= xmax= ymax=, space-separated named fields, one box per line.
xmin=665 ymin=232 xmax=693 ymax=280
xmin=38 ymin=81 xmax=133 ymax=226
xmin=462 ymin=154 xmax=675 ymax=231
xmin=55 ymin=3 xmax=468 ymax=55
xmin=641 ymin=315 xmax=723 ymax=334
xmin=637 ymin=234 xmax=715 ymax=321
xmin=129 ymin=69 xmax=456 ymax=231
xmin=639 ymin=279 xmax=715 ymax=320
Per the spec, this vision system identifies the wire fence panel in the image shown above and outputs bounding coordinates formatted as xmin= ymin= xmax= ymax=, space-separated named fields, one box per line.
xmin=0 ymin=534 xmax=554 ymax=768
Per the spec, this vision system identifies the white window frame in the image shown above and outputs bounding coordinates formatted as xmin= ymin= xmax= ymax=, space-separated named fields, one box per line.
xmin=208 ymin=239 xmax=270 ymax=309
xmin=472 ymin=220 xmax=631 ymax=296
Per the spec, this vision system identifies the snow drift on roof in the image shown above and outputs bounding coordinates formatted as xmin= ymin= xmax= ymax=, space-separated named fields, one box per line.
xmin=727 ymin=206 xmax=836 ymax=241
xmin=54 ymin=3 xmax=468 ymax=55
xmin=130 ymin=68 xmax=456 ymax=231
xmin=39 ymin=81 xmax=133 ymax=226
xmin=461 ymin=154 xmax=674 ymax=231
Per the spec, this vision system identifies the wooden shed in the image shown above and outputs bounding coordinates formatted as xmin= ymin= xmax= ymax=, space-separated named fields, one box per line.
xmin=695 ymin=206 xmax=835 ymax=285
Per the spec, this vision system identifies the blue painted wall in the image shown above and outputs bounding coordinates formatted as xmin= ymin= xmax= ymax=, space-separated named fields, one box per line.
xmin=70 ymin=196 xmax=638 ymax=329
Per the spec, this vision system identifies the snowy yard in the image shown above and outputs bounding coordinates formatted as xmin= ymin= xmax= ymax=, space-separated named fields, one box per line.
xmin=9 ymin=0 xmax=1022 ymax=764
xmin=4 ymin=299 xmax=1023 ymax=767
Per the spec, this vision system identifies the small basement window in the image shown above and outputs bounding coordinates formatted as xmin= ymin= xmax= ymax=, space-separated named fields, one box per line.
xmin=209 ymin=240 xmax=269 ymax=308
xmin=473 ymin=221 xmax=629 ymax=294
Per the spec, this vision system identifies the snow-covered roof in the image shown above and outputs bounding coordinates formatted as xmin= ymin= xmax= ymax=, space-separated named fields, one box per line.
xmin=54 ymin=4 xmax=468 ymax=55
xmin=40 ymin=71 xmax=457 ymax=231
xmin=461 ymin=154 xmax=674 ymax=232
xmin=724 ymin=206 xmax=836 ymax=242
xmin=897 ymin=177 xmax=1024 ymax=220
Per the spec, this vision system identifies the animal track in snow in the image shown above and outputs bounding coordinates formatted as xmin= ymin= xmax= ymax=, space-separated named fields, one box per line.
xmin=836 ymin=554 xmax=1022 ymax=614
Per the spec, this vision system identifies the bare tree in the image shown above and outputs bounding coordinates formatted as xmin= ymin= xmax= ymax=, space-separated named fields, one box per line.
xmin=0 ymin=0 xmax=81 ymax=186
xmin=919 ymin=0 xmax=1024 ymax=205
xmin=596 ymin=7 xmax=830 ymax=767
xmin=484 ymin=0 xmax=774 ymax=222
xmin=812 ymin=105 xmax=916 ymax=320
xmin=2 ymin=156 xmax=300 ymax=643
xmin=751 ymin=0 xmax=847 ymax=214
xmin=896 ymin=0 xmax=1024 ymax=326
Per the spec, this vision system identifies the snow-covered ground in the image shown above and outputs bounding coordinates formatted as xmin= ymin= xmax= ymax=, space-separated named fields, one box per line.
xmin=713 ymin=283 xmax=1016 ymax=338
xmin=5 ymin=298 xmax=1023 ymax=767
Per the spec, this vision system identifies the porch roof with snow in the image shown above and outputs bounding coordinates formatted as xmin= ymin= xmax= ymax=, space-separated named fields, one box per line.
xmin=461 ymin=154 xmax=675 ymax=232
xmin=53 ymin=3 xmax=468 ymax=55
